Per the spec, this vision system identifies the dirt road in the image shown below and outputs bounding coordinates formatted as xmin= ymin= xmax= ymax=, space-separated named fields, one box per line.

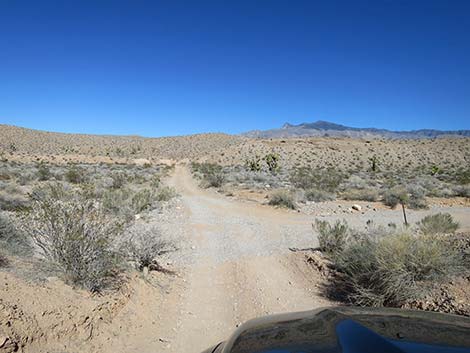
xmin=157 ymin=165 xmax=327 ymax=352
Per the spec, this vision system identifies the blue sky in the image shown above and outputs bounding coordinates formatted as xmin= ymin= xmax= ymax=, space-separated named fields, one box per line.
xmin=0 ymin=0 xmax=469 ymax=137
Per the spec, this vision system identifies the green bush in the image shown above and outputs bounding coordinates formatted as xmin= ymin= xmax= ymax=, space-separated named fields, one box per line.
xmin=342 ymin=188 xmax=379 ymax=202
xmin=305 ymin=188 xmax=335 ymax=202
xmin=202 ymin=172 xmax=225 ymax=188
xmin=268 ymin=190 xmax=296 ymax=209
xmin=315 ymin=219 xmax=349 ymax=254
xmin=291 ymin=168 xmax=343 ymax=193
xmin=21 ymin=184 xmax=123 ymax=291
xmin=383 ymin=186 xmax=428 ymax=210
xmin=0 ymin=191 xmax=29 ymax=211
xmin=326 ymin=225 xmax=462 ymax=307
xmin=131 ymin=189 xmax=153 ymax=213
xmin=123 ymin=227 xmax=174 ymax=271
xmin=418 ymin=213 xmax=459 ymax=235
xmin=65 ymin=166 xmax=86 ymax=184
xmin=193 ymin=162 xmax=226 ymax=188
xmin=155 ymin=186 xmax=176 ymax=201
xmin=102 ymin=188 xmax=132 ymax=217
xmin=453 ymin=185 xmax=470 ymax=198
xmin=37 ymin=163 xmax=52 ymax=181
xmin=111 ymin=172 xmax=127 ymax=189
xmin=383 ymin=186 xmax=407 ymax=208
xmin=0 ymin=253 xmax=8 ymax=267
xmin=0 ymin=212 xmax=31 ymax=255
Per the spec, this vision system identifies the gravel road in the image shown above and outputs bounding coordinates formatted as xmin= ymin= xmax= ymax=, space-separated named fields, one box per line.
xmin=149 ymin=165 xmax=330 ymax=353
xmin=151 ymin=165 xmax=470 ymax=353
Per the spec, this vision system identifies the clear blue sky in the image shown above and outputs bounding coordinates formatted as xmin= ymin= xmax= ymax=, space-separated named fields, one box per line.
xmin=1 ymin=0 xmax=469 ymax=137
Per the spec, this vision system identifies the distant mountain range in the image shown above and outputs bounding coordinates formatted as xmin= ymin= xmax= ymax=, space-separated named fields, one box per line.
xmin=242 ymin=120 xmax=470 ymax=139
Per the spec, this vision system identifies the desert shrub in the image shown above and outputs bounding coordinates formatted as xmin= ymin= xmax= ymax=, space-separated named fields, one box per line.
xmin=192 ymin=162 xmax=220 ymax=175
xmin=65 ymin=166 xmax=86 ymax=184
xmin=101 ymin=188 xmax=134 ymax=220
xmin=155 ymin=186 xmax=176 ymax=201
xmin=291 ymin=167 xmax=344 ymax=193
xmin=150 ymin=174 xmax=161 ymax=188
xmin=268 ymin=190 xmax=296 ymax=209
xmin=101 ymin=187 xmax=157 ymax=220
xmin=383 ymin=186 xmax=407 ymax=208
xmin=383 ymin=185 xmax=428 ymax=210
xmin=0 ymin=253 xmax=8 ymax=267
xmin=193 ymin=162 xmax=226 ymax=188
xmin=452 ymin=185 xmax=470 ymax=198
xmin=0 ymin=212 xmax=31 ymax=255
xmin=315 ymin=219 xmax=349 ymax=254
xmin=203 ymin=172 xmax=225 ymax=188
xmin=17 ymin=171 xmax=36 ymax=185
xmin=21 ymin=184 xmax=123 ymax=291
xmin=304 ymin=188 xmax=335 ymax=202
xmin=449 ymin=168 xmax=470 ymax=185
xmin=37 ymin=163 xmax=52 ymax=181
xmin=122 ymin=227 xmax=174 ymax=271
xmin=329 ymin=229 xmax=462 ymax=307
xmin=131 ymin=189 xmax=153 ymax=213
xmin=0 ymin=190 xmax=29 ymax=211
xmin=0 ymin=172 xmax=11 ymax=181
xmin=418 ymin=213 xmax=459 ymax=235
xmin=407 ymin=187 xmax=428 ymax=209
xmin=342 ymin=188 xmax=379 ymax=202
xmin=111 ymin=172 xmax=126 ymax=189
xmin=342 ymin=175 xmax=370 ymax=190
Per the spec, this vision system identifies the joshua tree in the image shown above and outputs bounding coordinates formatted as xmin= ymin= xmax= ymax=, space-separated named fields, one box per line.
xmin=264 ymin=153 xmax=280 ymax=173
xmin=245 ymin=155 xmax=262 ymax=172
xmin=430 ymin=165 xmax=441 ymax=176
xmin=368 ymin=155 xmax=379 ymax=172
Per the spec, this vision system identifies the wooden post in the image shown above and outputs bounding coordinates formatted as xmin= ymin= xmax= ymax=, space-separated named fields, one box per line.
xmin=401 ymin=203 xmax=408 ymax=226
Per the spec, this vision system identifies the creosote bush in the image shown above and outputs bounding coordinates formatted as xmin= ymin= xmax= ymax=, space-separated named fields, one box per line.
xmin=21 ymin=184 xmax=123 ymax=291
xmin=291 ymin=167 xmax=344 ymax=193
xmin=342 ymin=188 xmax=379 ymax=202
xmin=418 ymin=213 xmax=459 ymax=235
xmin=0 ymin=212 xmax=31 ymax=255
xmin=304 ymin=188 xmax=335 ymax=202
xmin=317 ymin=220 xmax=463 ymax=307
xmin=0 ymin=253 xmax=8 ymax=267
xmin=65 ymin=166 xmax=86 ymax=184
xmin=36 ymin=163 xmax=52 ymax=181
xmin=268 ymin=190 xmax=296 ymax=209
xmin=123 ymin=227 xmax=174 ymax=271
xmin=315 ymin=219 xmax=349 ymax=254
xmin=192 ymin=162 xmax=225 ymax=188
xmin=155 ymin=186 xmax=177 ymax=202
xmin=383 ymin=185 xmax=428 ymax=210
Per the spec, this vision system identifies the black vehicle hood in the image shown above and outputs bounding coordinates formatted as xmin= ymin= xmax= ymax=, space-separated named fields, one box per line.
xmin=206 ymin=307 xmax=470 ymax=353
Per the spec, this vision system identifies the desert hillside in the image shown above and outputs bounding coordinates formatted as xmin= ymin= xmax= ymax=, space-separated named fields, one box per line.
xmin=1 ymin=125 xmax=469 ymax=174
xmin=0 ymin=124 xmax=243 ymax=163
